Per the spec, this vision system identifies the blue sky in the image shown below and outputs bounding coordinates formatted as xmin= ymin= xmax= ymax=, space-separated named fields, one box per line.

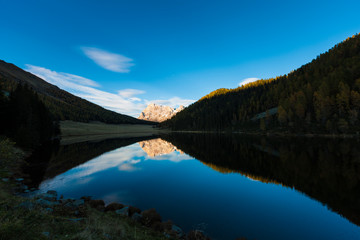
xmin=1 ymin=0 xmax=360 ymax=117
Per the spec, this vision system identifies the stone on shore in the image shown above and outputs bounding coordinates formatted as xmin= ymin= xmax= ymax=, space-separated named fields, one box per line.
xmin=88 ymin=199 xmax=105 ymax=211
xmin=128 ymin=206 xmax=141 ymax=216
xmin=141 ymin=208 xmax=162 ymax=227
xmin=172 ymin=225 xmax=186 ymax=238
xmin=115 ymin=206 xmax=129 ymax=216
xmin=105 ymin=202 xmax=124 ymax=212
xmin=36 ymin=198 xmax=59 ymax=207
xmin=187 ymin=230 xmax=210 ymax=240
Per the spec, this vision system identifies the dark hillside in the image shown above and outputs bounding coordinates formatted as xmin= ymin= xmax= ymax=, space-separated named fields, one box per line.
xmin=162 ymin=33 xmax=360 ymax=133
xmin=0 ymin=60 xmax=154 ymax=125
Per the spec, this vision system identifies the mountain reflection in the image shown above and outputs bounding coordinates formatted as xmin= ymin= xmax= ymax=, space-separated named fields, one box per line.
xmin=139 ymin=138 xmax=184 ymax=157
xmin=161 ymin=133 xmax=360 ymax=227
xmin=37 ymin=137 xmax=193 ymax=193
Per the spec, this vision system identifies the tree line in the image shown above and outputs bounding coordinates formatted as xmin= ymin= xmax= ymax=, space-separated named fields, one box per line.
xmin=162 ymin=33 xmax=360 ymax=133
xmin=0 ymin=84 xmax=60 ymax=149
xmin=0 ymin=61 xmax=154 ymax=125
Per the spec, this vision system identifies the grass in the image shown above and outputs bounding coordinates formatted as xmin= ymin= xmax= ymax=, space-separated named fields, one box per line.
xmin=60 ymin=121 xmax=168 ymax=145
xmin=0 ymin=197 xmax=172 ymax=240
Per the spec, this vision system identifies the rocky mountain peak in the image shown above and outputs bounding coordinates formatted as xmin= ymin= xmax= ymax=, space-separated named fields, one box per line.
xmin=138 ymin=103 xmax=185 ymax=122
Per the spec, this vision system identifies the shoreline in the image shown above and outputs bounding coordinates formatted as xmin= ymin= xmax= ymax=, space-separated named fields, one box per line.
xmin=60 ymin=120 xmax=169 ymax=145
xmin=0 ymin=136 xmax=211 ymax=240
xmin=166 ymin=129 xmax=360 ymax=139
xmin=60 ymin=121 xmax=360 ymax=143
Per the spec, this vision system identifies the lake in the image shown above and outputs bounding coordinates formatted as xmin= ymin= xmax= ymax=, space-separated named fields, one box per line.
xmin=26 ymin=134 xmax=360 ymax=240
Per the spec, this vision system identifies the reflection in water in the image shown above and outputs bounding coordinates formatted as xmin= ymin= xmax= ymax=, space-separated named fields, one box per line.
xmin=139 ymin=138 xmax=184 ymax=157
xmin=34 ymin=134 xmax=360 ymax=240
xmin=38 ymin=138 xmax=193 ymax=198
xmin=162 ymin=134 xmax=360 ymax=227
xmin=24 ymin=136 xmax=157 ymax=185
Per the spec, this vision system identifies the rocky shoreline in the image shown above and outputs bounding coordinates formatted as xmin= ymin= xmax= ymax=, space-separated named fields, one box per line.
xmin=2 ymin=175 xmax=211 ymax=240
xmin=0 ymin=138 xmax=212 ymax=240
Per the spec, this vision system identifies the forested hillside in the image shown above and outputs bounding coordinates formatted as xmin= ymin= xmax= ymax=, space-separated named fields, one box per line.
xmin=0 ymin=84 xmax=59 ymax=148
xmin=0 ymin=60 xmax=154 ymax=125
xmin=162 ymin=34 xmax=360 ymax=133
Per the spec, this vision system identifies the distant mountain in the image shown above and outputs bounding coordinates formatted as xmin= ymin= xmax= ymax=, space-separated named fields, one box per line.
xmin=138 ymin=103 xmax=184 ymax=122
xmin=162 ymin=33 xmax=360 ymax=133
xmin=0 ymin=60 xmax=154 ymax=125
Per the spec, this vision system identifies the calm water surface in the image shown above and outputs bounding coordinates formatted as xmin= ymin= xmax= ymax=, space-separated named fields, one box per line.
xmin=31 ymin=134 xmax=360 ymax=240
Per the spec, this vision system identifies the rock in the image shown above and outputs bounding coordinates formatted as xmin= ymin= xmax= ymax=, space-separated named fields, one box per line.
xmin=187 ymin=230 xmax=210 ymax=240
xmin=105 ymin=202 xmax=124 ymax=212
xmin=131 ymin=212 xmax=142 ymax=222
xmin=63 ymin=202 xmax=78 ymax=211
xmin=80 ymin=196 xmax=92 ymax=202
xmin=88 ymin=199 xmax=105 ymax=211
xmin=115 ymin=206 xmax=129 ymax=216
xmin=128 ymin=206 xmax=141 ymax=216
xmin=73 ymin=199 xmax=85 ymax=207
xmin=62 ymin=198 xmax=84 ymax=210
xmin=138 ymin=103 xmax=185 ymax=122
xmin=36 ymin=198 xmax=59 ymax=207
xmin=59 ymin=198 xmax=70 ymax=204
xmin=171 ymin=225 xmax=185 ymax=238
xmin=141 ymin=208 xmax=162 ymax=227
xmin=36 ymin=191 xmax=58 ymax=201
xmin=47 ymin=190 xmax=58 ymax=196
xmin=39 ymin=193 xmax=57 ymax=202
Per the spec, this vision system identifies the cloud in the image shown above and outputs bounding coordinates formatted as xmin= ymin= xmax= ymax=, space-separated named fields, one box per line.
xmin=26 ymin=64 xmax=146 ymax=116
xmin=118 ymin=89 xmax=145 ymax=98
xmin=26 ymin=64 xmax=99 ymax=89
xmin=145 ymin=97 xmax=194 ymax=109
xmin=81 ymin=47 xmax=134 ymax=73
xmin=25 ymin=65 xmax=194 ymax=117
xmin=238 ymin=77 xmax=260 ymax=87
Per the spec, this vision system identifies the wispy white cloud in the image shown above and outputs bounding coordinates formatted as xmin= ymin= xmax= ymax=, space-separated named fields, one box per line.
xmin=26 ymin=64 xmax=99 ymax=89
xmin=82 ymin=47 xmax=134 ymax=73
xmin=145 ymin=97 xmax=194 ymax=109
xmin=25 ymin=65 xmax=194 ymax=117
xmin=238 ymin=77 xmax=260 ymax=87
xmin=118 ymin=89 xmax=145 ymax=98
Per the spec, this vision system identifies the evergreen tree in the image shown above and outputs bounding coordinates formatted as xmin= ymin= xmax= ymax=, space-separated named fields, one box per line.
xmin=162 ymin=33 xmax=360 ymax=134
xmin=0 ymin=84 xmax=60 ymax=148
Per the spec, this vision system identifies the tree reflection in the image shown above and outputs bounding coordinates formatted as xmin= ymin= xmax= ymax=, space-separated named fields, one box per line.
xmin=161 ymin=133 xmax=360 ymax=226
